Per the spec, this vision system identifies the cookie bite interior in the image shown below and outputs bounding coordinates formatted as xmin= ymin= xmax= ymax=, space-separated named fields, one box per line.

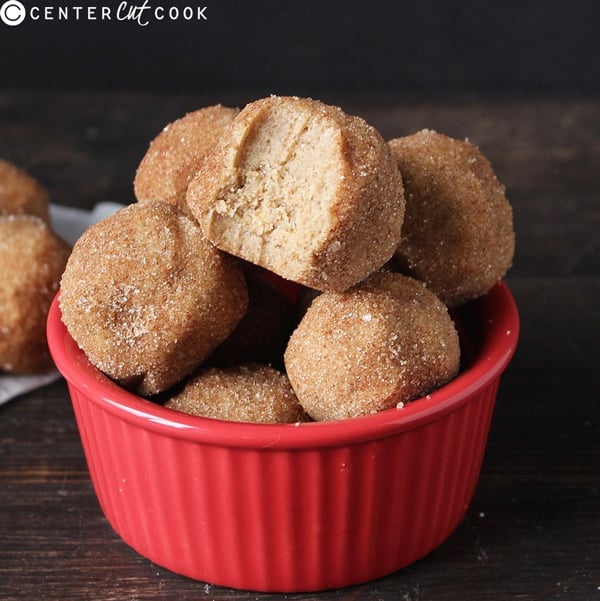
xmin=205 ymin=101 xmax=345 ymax=276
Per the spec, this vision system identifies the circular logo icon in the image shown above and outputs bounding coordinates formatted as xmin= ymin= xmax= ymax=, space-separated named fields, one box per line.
xmin=0 ymin=0 xmax=26 ymax=26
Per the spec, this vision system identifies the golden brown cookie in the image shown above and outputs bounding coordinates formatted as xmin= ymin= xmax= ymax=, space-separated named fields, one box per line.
xmin=0 ymin=159 xmax=50 ymax=223
xmin=59 ymin=201 xmax=248 ymax=395
xmin=186 ymin=96 xmax=405 ymax=292
xmin=284 ymin=271 xmax=460 ymax=421
xmin=0 ymin=215 xmax=70 ymax=373
xmin=165 ymin=363 xmax=306 ymax=424
xmin=133 ymin=105 xmax=239 ymax=213
xmin=388 ymin=130 xmax=514 ymax=307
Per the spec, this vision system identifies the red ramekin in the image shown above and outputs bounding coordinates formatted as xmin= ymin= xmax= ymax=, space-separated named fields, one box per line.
xmin=47 ymin=281 xmax=519 ymax=592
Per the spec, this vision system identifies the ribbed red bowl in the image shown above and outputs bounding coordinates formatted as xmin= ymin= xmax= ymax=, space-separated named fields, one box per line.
xmin=47 ymin=281 xmax=518 ymax=592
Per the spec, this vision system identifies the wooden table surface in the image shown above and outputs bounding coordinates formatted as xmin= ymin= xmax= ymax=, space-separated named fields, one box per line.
xmin=1 ymin=92 xmax=598 ymax=600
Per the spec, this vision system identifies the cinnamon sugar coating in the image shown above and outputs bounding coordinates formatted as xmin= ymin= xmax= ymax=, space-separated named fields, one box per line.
xmin=0 ymin=215 xmax=70 ymax=373
xmin=389 ymin=130 xmax=514 ymax=307
xmin=59 ymin=201 xmax=248 ymax=395
xmin=0 ymin=159 xmax=50 ymax=223
xmin=186 ymin=96 xmax=405 ymax=292
xmin=284 ymin=271 xmax=460 ymax=421
xmin=134 ymin=105 xmax=239 ymax=214
xmin=165 ymin=363 xmax=306 ymax=424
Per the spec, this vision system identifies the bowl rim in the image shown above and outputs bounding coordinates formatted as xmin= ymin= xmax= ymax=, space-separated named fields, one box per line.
xmin=47 ymin=281 xmax=519 ymax=450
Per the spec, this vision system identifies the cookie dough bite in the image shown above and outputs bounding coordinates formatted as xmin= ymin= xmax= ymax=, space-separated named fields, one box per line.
xmin=388 ymin=129 xmax=514 ymax=307
xmin=0 ymin=159 xmax=50 ymax=223
xmin=165 ymin=363 xmax=306 ymax=424
xmin=134 ymin=105 xmax=239 ymax=214
xmin=0 ymin=215 xmax=70 ymax=373
xmin=208 ymin=269 xmax=295 ymax=369
xmin=284 ymin=271 xmax=460 ymax=421
xmin=59 ymin=201 xmax=248 ymax=396
xmin=186 ymin=95 xmax=405 ymax=292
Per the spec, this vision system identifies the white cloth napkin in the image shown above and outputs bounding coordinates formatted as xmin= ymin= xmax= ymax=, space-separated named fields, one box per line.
xmin=0 ymin=202 xmax=125 ymax=406
xmin=50 ymin=201 xmax=125 ymax=246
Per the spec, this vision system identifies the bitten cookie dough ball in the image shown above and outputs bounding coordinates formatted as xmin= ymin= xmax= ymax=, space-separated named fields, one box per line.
xmin=59 ymin=201 xmax=248 ymax=395
xmin=187 ymin=95 xmax=405 ymax=292
xmin=284 ymin=271 xmax=460 ymax=421
xmin=0 ymin=215 xmax=70 ymax=373
xmin=165 ymin=363 xmax=306 ymax=424
xmin=0 ymin=159 xmax=50 ymax=223
xmin=388 ymin=130 xmax=514 ymax=307
xmin=134 ymin=105 xmax=239 ymax=213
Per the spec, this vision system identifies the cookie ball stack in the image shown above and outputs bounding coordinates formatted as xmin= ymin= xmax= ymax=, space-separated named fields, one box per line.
xmin=59 ymin=95 xmax=514 ymax=423
xmin=0 ymin=160 xmax=70 ymax=374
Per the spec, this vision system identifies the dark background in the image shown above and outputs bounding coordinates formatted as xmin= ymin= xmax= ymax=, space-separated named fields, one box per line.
xmin=1 ymin=0 xmax=598 ymax=97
